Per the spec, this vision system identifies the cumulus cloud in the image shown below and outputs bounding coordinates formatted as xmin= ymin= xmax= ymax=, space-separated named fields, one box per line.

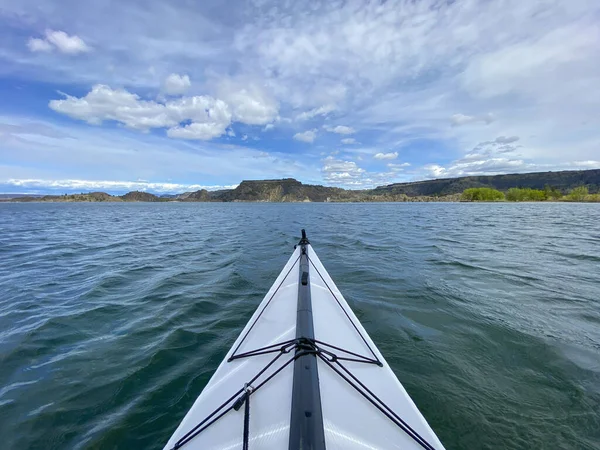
xmin=324 ymin=125 xmax=355 ymax=135
xmin=450 ymin=113 xmax=495 ymax=127
xmin=46 ymin=30 xmax=91 ymax=54
xmin=217 ymin=79 xmax=279 ymax=125
xmin=293 ymin=129 xmax=317 ymax=143
xmin=48 ymin=81 xmax=282 ymax=140
xmin=49 ymin=84 xmax=232 ymax=139
xmin=374 ymin=152 xmax=398 ymax=160
xmin=49 ymin=79 xmax=280 ymax=140
xmin=321 ymin=156 xmax=365 ymax=184
xmin=163 ymin=73 xmax=191 ymax=95
xmin=27 ymin=38 xmax=53 ymax=53
xmin=28 ymin=30 xmax=91 ymax=54
xmin=341 ymin=138 xmax=356 ymax=144
xmin=50 ymin=85 xmax=169 ymax=128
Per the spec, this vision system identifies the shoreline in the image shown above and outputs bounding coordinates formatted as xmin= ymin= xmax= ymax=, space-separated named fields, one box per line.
xmin=2 ymin=198 xmax=599 ymax=204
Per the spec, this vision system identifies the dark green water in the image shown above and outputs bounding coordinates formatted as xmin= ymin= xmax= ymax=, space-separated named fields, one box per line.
xmin=1 ymin=203 xmax=599 ymax=449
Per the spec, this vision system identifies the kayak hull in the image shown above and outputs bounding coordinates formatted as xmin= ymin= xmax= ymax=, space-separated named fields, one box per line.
xmin=164 ymin=239 xmax=445 ymax=450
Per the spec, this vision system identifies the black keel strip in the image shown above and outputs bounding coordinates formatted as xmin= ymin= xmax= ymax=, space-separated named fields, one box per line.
xmin=289 ymin=230 xmax=326 ymax=450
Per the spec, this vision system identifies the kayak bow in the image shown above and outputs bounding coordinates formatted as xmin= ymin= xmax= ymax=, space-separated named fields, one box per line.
xmin=164 ymin=230 xmax=445 ymax=450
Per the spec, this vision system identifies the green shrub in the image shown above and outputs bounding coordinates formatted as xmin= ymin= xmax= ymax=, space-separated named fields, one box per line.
xmin=506 ymin=187 xmax=547 ymax=201
xmin=461 ymin=188 xmax=505 ymax=201
xmin=568 ymin=186 xmax=589 ymax=201
xmin=544 ymin=185 xmax=562 ymax=200
xmin=585 ymin=194 xmax=600 ymax=202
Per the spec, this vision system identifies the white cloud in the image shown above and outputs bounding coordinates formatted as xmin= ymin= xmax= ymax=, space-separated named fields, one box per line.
xmin=374 ymin=152 xmax=398 ymax=160
xmin=423 ymin=158 xmax=530 ymax=179
xmin=387 ymin=162 xmax=410 ymax=171
xmin=217 ymin=79 xmax=279 ymax=125
xmin=168 ymin=96 xmax=232 ymax=126
xmin=27 ymin=38 xmax=53 ymax=53
xmin=263 ymin=124 xmax=274 ymax=131
xmin=320 ymin=155 xmax=404 ymax=188
xmin=293 ymin=129 xmax=317 ymax=143
xmin=341 ymin=138 xmax=356 ymax=144
xmin=49 ymin=85 xmax=231 ymax=139
xmin=28 ymin=30 xmax=91 ymax=54
xmin=48 ymin=80 xmax=280 ymax=140
xmin=167 ymin=122 xmax=228 ymax=140
xmin=296 ymin=104 xmax=336 ymax=121
xmin=450 ymin=113 xmax=494 ymax=127
xmin=4 ymin=178 xmax=237 ymax=193
xmin=450 ymin=114 xmax=474 ymax=126
xmin=45 ymin=30 xmax=91 ymax=54
xmin=423 ymin=164 xmax=448 ymax=178
xmin=50 ymin=85 xmax=170 ymax=129
xmin=321 ymin=156 xmax=365 ymax=184
xmin=324 ymin=125 xmax=355 ymax=135
xmin=163 ymin=73 xmax=191 ymax=95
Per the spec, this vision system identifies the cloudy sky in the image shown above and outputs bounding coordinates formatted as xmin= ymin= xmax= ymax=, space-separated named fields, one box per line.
xmin=1 ymin=0 xmax=599 ymax=193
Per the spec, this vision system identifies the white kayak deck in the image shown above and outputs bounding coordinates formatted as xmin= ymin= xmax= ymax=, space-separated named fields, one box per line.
xmin=164 ymin=244 xmax=445 ymax=450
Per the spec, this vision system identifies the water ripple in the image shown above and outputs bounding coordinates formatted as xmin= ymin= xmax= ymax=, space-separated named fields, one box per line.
xmin=0 ymin=202 xmax=599 ymax=449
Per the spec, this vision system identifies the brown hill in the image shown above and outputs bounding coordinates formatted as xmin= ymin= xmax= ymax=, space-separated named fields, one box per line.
xmin=120 ymin=191 xmax=160 ymax=202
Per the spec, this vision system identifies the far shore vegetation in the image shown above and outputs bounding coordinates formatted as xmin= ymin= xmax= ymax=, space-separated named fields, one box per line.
xmin=460 ymin=186 xmax=600 ymax=202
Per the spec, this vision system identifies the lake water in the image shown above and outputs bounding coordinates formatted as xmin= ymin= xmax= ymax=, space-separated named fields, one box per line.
xmin=1 ymin=202 xmax=599 ymax=449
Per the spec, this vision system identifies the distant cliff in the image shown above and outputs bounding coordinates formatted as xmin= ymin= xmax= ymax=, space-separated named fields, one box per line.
xmin=372 ymin=169 xmax=600 ymax=196
xmin=217 ymin=178 xmax=350 ymax=202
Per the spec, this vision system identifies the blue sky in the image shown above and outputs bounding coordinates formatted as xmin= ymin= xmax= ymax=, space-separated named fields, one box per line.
xmin=1 ymin=0 xmax=599 ymax=194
